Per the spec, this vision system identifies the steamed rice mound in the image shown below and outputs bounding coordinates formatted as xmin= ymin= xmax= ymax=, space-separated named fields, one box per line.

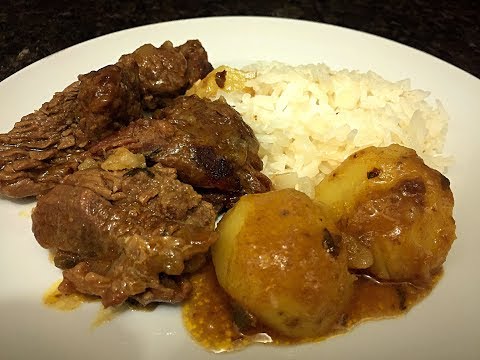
xmin=188 ymin=62 xmax=451 ymax=197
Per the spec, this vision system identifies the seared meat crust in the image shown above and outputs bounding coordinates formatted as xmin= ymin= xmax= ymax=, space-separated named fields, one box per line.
xmin=90 ymin=95 xmax=272 ymax=208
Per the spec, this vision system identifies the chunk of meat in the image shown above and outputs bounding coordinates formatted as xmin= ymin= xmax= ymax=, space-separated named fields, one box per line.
xmin=0 ymin=40 xmax=213 ymax=199
xmin=90 ymin=95 xmax=272 ymax=208
xmin=76 ymin=59 xmax=143 ymax=141
xmin=0 ymin=61 xmax=142 ymax=198
xmin=31 ymin=164 xmax=217 ymax=307
xmin=177 ymin=40 xmax=215 ymax=89
xmin=119 ymin=40 xmax=213 ymax=109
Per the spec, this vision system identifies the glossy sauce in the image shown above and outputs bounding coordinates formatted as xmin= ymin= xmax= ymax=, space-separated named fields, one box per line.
xmin=182 ymin=262 xmax=440 ymax=352
xmin=43 ymin=262 xmax=439 ymax=350
xmin=43 ymin=280 xmax=153 ymax=327
xmin=43 ymin=280 xmax=96 ymax=311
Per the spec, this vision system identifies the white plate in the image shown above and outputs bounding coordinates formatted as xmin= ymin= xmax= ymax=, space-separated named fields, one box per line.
xmin=0 ymin=16 xmax=479 ymax=360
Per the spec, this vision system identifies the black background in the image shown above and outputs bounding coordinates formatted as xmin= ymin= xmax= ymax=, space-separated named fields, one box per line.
xmin=1 ymin=0 xmax=479 ymax=81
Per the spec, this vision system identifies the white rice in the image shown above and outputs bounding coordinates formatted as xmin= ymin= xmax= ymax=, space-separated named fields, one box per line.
xmin=211 ymin=62 xmax=451 ymax=197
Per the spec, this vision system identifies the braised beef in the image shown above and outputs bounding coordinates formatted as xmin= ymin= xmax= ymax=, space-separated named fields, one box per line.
xmin=32 ymin=164 xmax=217 ymax=307
xmin=195 ymin=190 xmax=244 ymax=213
xmin=177 ymin=40 xmax=215 ymax=90
xmin=119 ymin=40 xmax=213 ymax=109
xmin=89 ymin=95 xmax=272 ymax=208
xmin=0 ymin=40 xmax=212 ymax=198
xmin=0 ymin=61 xmax=140 ymax=198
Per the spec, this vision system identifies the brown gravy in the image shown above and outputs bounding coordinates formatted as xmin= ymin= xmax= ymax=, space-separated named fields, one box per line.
xmin=43 ymin=262 xmax=439 ymax=351
xmin=43 ymin=280 xmax=157 ymax=327
xmin=43 ymin=280 xmax=96 ymax=311
xmin=182 ymin=262 xmax=440 ymax=352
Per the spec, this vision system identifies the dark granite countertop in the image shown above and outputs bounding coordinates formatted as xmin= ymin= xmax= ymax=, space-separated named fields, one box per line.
xmin=1 ymin=0 xmax=479 ymax=81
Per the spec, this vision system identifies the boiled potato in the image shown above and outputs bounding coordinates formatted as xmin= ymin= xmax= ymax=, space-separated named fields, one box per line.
xmin=212 ymin=189 xmax=354 ymax=338
xmin=314 ymin=144 xmax=456 ymax=283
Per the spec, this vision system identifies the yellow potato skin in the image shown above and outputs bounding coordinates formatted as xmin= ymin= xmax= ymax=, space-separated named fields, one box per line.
xmin=212 ymin=189 xmax=353 ymax=338
xmin=314 ymin=144 xmax=456 ymax=282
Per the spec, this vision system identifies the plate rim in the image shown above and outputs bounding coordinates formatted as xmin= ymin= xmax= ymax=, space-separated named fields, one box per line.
xmin=0 ymin=15 xmax=478 ymax=360
xmin=1 ymin=16 xmax=479 ymax=87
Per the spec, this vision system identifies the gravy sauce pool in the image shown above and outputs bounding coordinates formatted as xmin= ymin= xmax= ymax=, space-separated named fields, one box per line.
xmin=43 ymin=280 xmax=96 ymax=311
xmin=43 ymin=280 xmax=158 ymax=327
xmin=43 ymin=262 xmax=440 ymax=351
xmin=182 ymin=262 xmax=441 ymax=352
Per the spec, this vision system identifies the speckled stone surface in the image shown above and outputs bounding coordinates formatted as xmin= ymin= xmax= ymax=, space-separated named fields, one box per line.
xmin=1 ymin=0 xmax=479 ymax=81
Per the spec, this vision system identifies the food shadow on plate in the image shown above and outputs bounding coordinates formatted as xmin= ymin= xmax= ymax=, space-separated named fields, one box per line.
xmin=0 ymin=299 xmax=142 ymax=360
xmin=0 ymin=196 xmax=36 ymax=205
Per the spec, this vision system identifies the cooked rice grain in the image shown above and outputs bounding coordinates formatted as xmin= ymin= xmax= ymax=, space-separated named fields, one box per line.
xmin=193 ymin=62 xmax=451 ymax=197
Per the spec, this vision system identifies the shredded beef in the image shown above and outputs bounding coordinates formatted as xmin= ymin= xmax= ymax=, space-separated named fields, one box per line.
xmin=89 ymin=95 xmax=272 ymax=209
xmin=31 ymin=164 xmax=217 ymax=307
xmin=3 ymin=39 xmax=274 ymax=310
xmin=0 ymin=40 xmax=212 ymax=198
